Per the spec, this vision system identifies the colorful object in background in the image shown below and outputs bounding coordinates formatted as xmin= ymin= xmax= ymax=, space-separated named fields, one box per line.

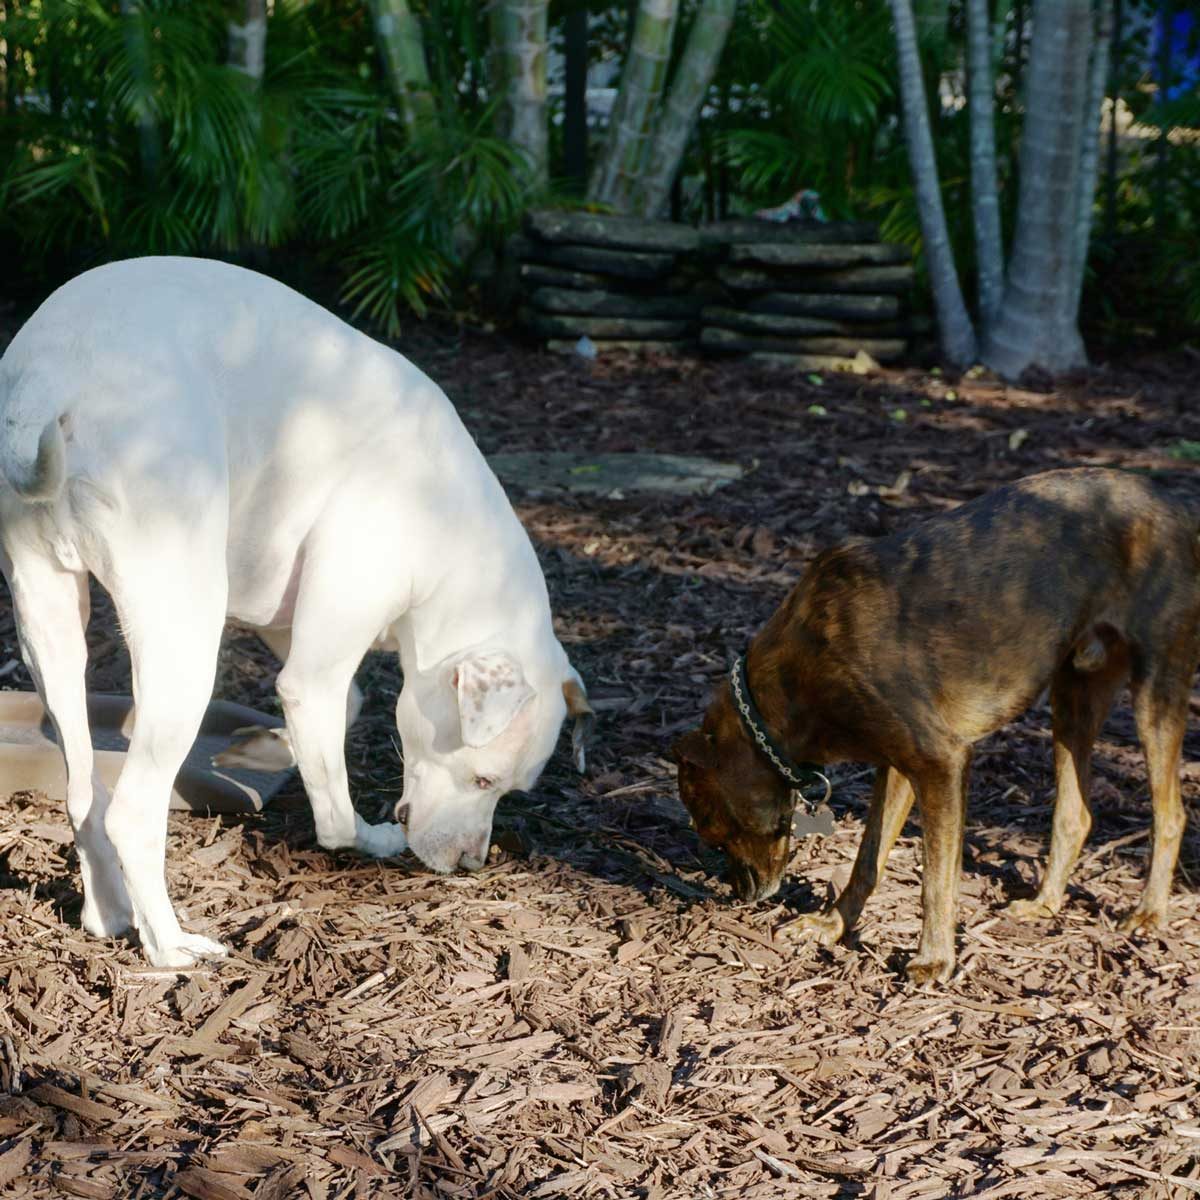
xmin=1151 ymin=10 xmax=1199 ymax=101
xmin=754 ymin=189 xmax=828 ymax=224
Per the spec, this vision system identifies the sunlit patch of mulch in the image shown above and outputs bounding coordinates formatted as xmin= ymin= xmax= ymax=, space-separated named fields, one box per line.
xmin=2 ymin=325 xmax=1200 ymax=1198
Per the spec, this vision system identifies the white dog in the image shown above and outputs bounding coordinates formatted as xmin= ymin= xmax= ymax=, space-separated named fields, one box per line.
xmin=0 ymin=257 xmax=592 ymax=968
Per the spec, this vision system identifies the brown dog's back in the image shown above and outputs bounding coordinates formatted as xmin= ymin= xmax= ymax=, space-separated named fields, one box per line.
xmin=761 ymin=468 xmax=1200 ymax=753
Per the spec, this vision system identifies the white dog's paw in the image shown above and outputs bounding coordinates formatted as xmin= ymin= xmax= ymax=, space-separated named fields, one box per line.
xmin=354 ymin=817 xmax=409 ymax=859
xmin=81 ymin=899 xmax=135 ymax=940
xmin=146 ymin=932 xmax=229 ymax=969
xmin=213 ymin=726 xmax=296 ymax=772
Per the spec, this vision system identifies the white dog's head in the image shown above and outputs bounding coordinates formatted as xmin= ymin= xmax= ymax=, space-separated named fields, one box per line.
xmin=393 ymin=648 xmax=592 ymax=873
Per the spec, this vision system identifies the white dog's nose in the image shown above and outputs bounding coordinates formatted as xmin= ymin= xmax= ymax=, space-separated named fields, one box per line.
xmin=457 ymin=850 xmax=487 ymax=871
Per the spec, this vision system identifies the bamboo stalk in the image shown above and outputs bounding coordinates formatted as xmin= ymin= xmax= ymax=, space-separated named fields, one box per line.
xmin=631 ymin=0 xmax=736 ymax=218
xmin=588 ymin=0 xmax=680 ymax=213
xmin=370 ymin=0 xmax=435 ymax=132
xmin=490 ymin=0 xmax=549 ymax=186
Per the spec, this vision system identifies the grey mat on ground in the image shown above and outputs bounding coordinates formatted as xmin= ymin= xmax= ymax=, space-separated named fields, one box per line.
xmin=0 ymin=691 xmax=293 ymax=814
xmin=489 ymin=451 xmax=743 ymax=497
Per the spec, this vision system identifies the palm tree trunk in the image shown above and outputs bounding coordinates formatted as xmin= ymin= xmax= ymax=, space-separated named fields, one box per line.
xmin=982 ymin=0 xmax=1093 ymax=379
xmin=966 ymin=0 xmax=1003 ymax=325
xmin=489 ymin=0 xmax=549 ymax=187
xmin=588 ymin=0 xmax=679 ymax=213
xmin=630 ymin=0 xmax=736 ymax=218
xmin=1069 ymin=0 xmax=1114 ymax=313
xmin=370 ymin=0 xmax=436 ymax=132
xmin=228 ymin=0 xmax=267 ymax=82
xmin=888 ymin=0 xmax=978 ymax=366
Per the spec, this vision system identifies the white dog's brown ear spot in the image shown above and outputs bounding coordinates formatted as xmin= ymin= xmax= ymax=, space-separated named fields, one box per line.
xmin=453 ymin=651 xmax=535 ymax=747
xmin=563 ymin=674 xmax=595 ymax=774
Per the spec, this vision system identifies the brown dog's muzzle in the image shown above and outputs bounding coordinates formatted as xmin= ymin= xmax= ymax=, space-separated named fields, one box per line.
xmin=726 ymin=833 xmax=790 ymax=902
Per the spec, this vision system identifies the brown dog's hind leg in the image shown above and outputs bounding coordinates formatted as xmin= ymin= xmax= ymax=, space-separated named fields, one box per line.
xmin=1120 ymin=665 xmax=1190 ymax=933
xmin=1007 ymin=650 xmax=1128 ymax=922
xmin=789 ymin=767 xmax=914 ymax=946
xmin=907 ymin=752 xmax=971 ymax=986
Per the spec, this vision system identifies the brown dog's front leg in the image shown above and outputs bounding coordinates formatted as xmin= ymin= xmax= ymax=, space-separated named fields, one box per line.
xmin=907 ymin=754 xmax=970 ymax=985
xmin=789 ymin=767 xmax=915 ymax=945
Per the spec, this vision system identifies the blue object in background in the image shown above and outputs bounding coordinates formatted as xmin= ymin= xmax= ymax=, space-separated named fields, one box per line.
xmin=1151 ymin=9 xmax=1200 ymax=102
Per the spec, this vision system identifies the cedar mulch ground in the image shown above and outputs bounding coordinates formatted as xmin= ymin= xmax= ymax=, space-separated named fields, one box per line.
xmin=2 ymin=319 xmax=1200 ymax=1199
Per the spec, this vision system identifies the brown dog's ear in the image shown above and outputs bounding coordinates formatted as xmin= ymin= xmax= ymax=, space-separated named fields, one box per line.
xmin=673 ymin=729 xmax=718 ymax=769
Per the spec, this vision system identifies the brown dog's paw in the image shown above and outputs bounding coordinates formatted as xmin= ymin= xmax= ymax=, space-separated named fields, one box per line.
xmin=905 ymin=953 xmax=954 ymax=986
xmin=1004 ymin=895 xmax=1062 ymax=922
xmin=784 ymin=909 xmax=845 ymax=946
xmin=1118 ymin=904 xmax=1166 ymax=935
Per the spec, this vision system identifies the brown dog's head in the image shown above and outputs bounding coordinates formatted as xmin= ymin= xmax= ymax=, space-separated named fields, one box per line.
xmin=674 ymin=683 xmax=794 ymax=902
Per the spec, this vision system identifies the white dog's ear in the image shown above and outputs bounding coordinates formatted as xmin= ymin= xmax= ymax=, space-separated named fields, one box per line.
xmin=452 ymin=651 xmax=536 ymax=747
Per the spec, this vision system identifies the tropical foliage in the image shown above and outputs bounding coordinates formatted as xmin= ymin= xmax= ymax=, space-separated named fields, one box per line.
xmin=0 ymin=0 xmax=527 ymax=333
xmin=0 ymin=0 xmax=1195 ymax=347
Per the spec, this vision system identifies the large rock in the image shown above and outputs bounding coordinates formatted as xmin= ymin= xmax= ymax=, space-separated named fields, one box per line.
xmin=533 ymin=287 xmax=701 ymax=319
xmin=700 ymin=326 xmax=906 ymax=361
xmin=513 ymin=236 xmax=677 ymax=282
xmin=700 ymin=219 xmax=878 ymax=247
xmin=522 ymin=309 xmax=692 ymax=340
xmin=728 ymin=242 xmax=911 ymax=270
xmin=526 ymin=209 xmax=701 ymax=254
xmin=716 ymin=287 xmax=902 ymax=320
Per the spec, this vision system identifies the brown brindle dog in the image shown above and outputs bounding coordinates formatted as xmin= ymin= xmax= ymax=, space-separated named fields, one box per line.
xmin=675 ymin=468 xmax=1200 ymax=984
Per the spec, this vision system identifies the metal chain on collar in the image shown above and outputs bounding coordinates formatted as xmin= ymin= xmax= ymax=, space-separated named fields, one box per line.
xmin=729 ymin=656 xmax=832 ymax=811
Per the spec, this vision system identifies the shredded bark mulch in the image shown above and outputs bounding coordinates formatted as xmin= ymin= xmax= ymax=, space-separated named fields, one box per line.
xmin=3 ymin=326 xmax=1200 ymax=1198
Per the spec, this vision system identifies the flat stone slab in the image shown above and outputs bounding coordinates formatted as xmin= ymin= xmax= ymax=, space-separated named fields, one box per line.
xmin=728 ymin=242 xmax=911 ymax=270
xmin=489 ymin=451 xmax=743 ymax=497
xmin=0 ymin=691 xmax=292 ymax=815
xmin=700 ymin=326 xmax=906 ymax=361
xmin=717 ymin=284 xmax=902 ymax=320
xmin=512 ymin=236 xmax=676 ymax=282
xmin=531 ymin=287 xmax=701 ymax=319
xmin=526 ymin=209 xmax=702 ymax=254
xmin=522 ymin=309 xmax=692 ymax=340
xmin=700 ymin=219 xmax=879 ymax=247
xmin=545 ymin=339 xmax=690 ymax=356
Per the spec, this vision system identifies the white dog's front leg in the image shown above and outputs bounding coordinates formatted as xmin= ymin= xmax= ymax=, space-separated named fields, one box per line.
xmin=276 ymin=659 xmax=407 ymax=858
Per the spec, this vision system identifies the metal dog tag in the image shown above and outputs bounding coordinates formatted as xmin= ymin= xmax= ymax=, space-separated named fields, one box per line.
xmin=793 ymin=804 xmax=835 ymax=838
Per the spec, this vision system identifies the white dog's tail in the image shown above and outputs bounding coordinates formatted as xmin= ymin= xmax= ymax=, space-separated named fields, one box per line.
xmin=0 ymin=413 xmax=67 ymax=502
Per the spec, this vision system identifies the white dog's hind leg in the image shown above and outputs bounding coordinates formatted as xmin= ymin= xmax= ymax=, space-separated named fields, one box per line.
xmin=103 ymin=551 xmax=229 ymax=968
xmin=6 ymin=554 xmax=133 ymax=937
